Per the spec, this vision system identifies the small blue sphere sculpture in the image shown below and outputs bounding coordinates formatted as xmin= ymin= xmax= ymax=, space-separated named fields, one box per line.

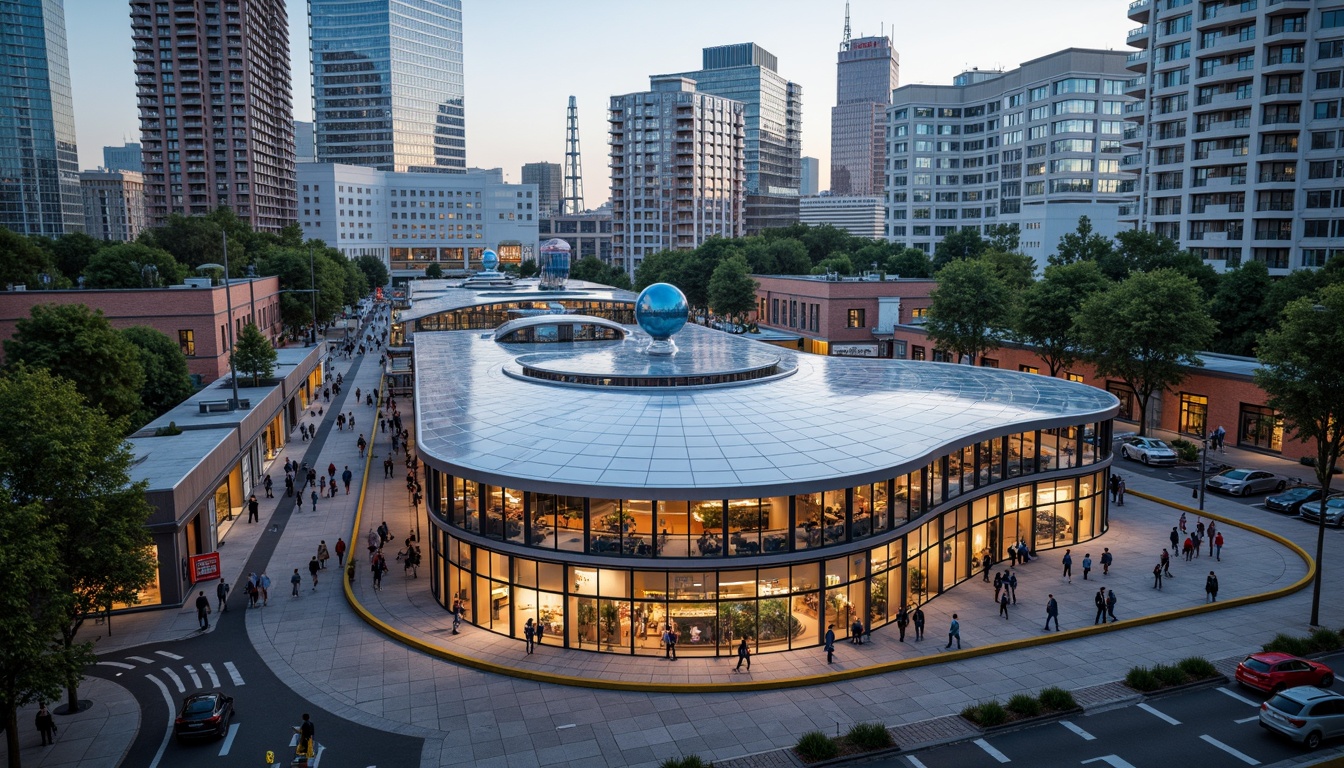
xmin=481 ymin=249 xmax=499 ymax=272
xmin=635 ymin=283 xmax=688 ymax=342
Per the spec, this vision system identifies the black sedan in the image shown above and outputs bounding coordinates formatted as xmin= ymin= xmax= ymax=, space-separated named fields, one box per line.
xmin=1265 ymin=487 xmax=1324 ymax=514
xmin=173 ymin=691 xmax=234 ymax=742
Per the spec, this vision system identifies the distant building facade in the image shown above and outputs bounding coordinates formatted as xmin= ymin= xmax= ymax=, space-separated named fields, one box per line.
xmin=522 ymin=162 xmax=562 ymax=217
xmin=539 ymin=209 xmax=613 ymax=263
xmin=800 ymin=156 xmax=821 ymax=196
xmin=80 ymin=169 xmax=147 ymax=243
xmin=831 ymin=35 xmax=899 ymax=196
xmin=103 ymin=142 xmax=144 ymax=173
xmin=294 ymin=121 xmax=315 ymax=163
xmin=753 ymin=274 xmax=937 ymax=358
xmin=800 ymin=195 xmax=884 ymax=239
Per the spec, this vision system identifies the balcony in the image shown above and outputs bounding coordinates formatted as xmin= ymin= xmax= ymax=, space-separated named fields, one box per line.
xmin=1126 ymin=50 xmax=1149 ymax=72
xmin=1129 ymin=25 xmax=1151 ymax=47
xmin=1257 ymin=172 xmax=1297 ymax=183
xmin=1128 ymin=0 xmax=1152 ymax=21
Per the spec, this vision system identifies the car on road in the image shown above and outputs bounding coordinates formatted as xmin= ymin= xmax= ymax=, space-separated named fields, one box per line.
xmin=1236 ymin=652 xmax=1335 ymax=694
xmin=1205 ymin=468 xmax=1288 ymax=496
xmin=1300 ymin=495 xmax=1344 ymax=527
xmin=174 ymin=691 xmax=234 ymax=742
xmin=1260 ymin=685 xmax=1344 ymax=750
xmin=1118 ymin=436 xmax=1178 ymax=466
xmin=1265 ymin=487 xmax=1325 ymax=515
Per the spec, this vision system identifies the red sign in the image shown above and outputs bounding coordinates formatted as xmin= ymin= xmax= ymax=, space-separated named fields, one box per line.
xmin=190 ymin=552 xmax=221 ymax=583
xmin=852 ymin=40 xmax=882 ymax=50
xmin=376 ymin=287 xmax=384 ymax=301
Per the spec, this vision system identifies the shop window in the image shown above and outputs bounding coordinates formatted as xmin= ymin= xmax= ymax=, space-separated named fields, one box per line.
xmin=932 ymin=349 xmax=953 ymax=362
xmin=1066 ymin=372 xmax=1084 ymax=383
xmin=178 ymin=329 xmax=195 ymax=356
xmin=912 ymin=345 xmax=926 ymax=361
xmin=1019 ymin=364 xmax=1040 ymax=374
xmin=893 ymin=340 xmax=907 ymax=359
xmin=1238 ymin=403 xmax=1284 ymax=453
xmin=1179 ymin=393 xmax=1208 ymax=437
xmin=847 ymin=308 xmax=866 ymax=328
xmin=1106 ymin=381 xmax=1137 ymax=422
xmin=980 ymin=357 xmax=999 ymax=368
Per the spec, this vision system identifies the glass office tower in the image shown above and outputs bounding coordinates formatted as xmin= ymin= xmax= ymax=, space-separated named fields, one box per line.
xmin=831 ymin=35 xmax=899 ymax=196
xmin=310 ymin=0 xmax=465 ymax=173
xmin=0 ymin=0 xmax=82 ymax=237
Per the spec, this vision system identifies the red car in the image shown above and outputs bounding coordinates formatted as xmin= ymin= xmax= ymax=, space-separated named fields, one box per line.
xmin=1236 ymin=652 xmax=1335 ymax=694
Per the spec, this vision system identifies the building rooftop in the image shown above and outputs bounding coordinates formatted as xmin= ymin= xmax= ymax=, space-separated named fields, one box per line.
xmin=127 ymin=428 xmax=234 ymax=492
xmin=399 ymin=278 xmax=638 ymax=324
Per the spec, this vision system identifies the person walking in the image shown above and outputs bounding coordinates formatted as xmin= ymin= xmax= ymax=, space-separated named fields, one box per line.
xmin=263 ymin=474 xmax=273 ymax=498
xmin=335 ymin=537 xmax=347 ymax=567
xmin=1180 ymin=512 xmax=1188 ymax=533
xmin=1161 ymin=548 xmax=1174 ymax=578
xmin=663 ymin=625 xmax=678 ymax=660
xmin=1007 ymin=543 xmax=1018 ymax=568
xmin=824 ymin=624 xmax=836 ymax=663
xmin=850 ymin=617 xmax=864 ymax=644
xmin=291 ymin=568 xmax=302 ymax=597
xmin=523 ymin=619 xmax=536 ymax=654
xmin=342 ymin=466 xmax=353 ymax=495
xmin=535 ymin=620 xmax=544 ymax=646
xmin=912 ymin=605 xmax=925 ymax=641
xmin=216 ymin=579 xmax=230 ymax=612
xmin=1116 ymin=476 xmax=1126 ymax=505
xmin=1183 ymin=536 xmax=1194 ymax=561
xmin=285 ymin=474 xmax=294 ymax=498
xmin=310 ymin=488 xmax=319 ymax=510
xmin=896 ymin=605 xmax=909 ymax=642
xmin=259 ymin=572 xmax=271 ymax=606
xmin=357 ymin=434 xmax=368 ymax=458
xmin=1205 ymin=571 xmax=1219 ymax=602
xmin=735 ymin=637 xmax=752 ymax=672
xmin=1061 ymin=549 xmax=1073 ymax=582
xmin=1082 ymin=553 xmax=1093 ymax=581
xmin=1205 ymin=521 xmax=1216 ymax=556
xmin=35 ymin=703 xmax=56 ymax=746
xmin=1106 ymin=589 xmax=1118 ymax=622
xmin=318 ymin=541 xmax=330 ymax=569
xmin=247 ymin=494 xmax=259 ymax=523
xmin=1008 ymin=571 xmax=1018 ymax=604
xmin=993 ymin=571 xmax=1004 ymax=603
xmin=1214 ymin=531 xmax=1224 ymax=561
xmin=1170 ymin=526 xmax=1180 ymax=554
xmin=297 ymin=714 xmax=315 ymax=761
xmin=1044 ymin=594 xmax=1059 ymax=632
xmin=999 ymin=591 xmax=1010 ymax=619
xmin=1109 ymin=474 xmax=1120 ymax=503
xmin=1152 ymin=562 xmax=1164 ymax=590
xmin=1101 ymin=548 xmax=1113 ymax=576
xmin=945 ymin=614 xmax=961 ymax=649
xmin=452 ymin=599 xmax=463 ymax=634
xmin=195 ymin=590 xmax=211 ymax=629
xmin=1094 ymin=587 xmax=1107 ymax=624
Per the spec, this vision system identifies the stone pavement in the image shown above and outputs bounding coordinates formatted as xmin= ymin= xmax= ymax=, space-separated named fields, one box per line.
xmin=22 ymin=325 xmax=1344 ymax=768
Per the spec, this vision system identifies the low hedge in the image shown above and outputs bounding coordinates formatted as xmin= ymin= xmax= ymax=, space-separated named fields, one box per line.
xmin=793 ymin=723 xmax=895 ymax=763
xmin=1262 ymin=628 xmax=1344 ymax=656
xmin=845 ymin=722 xmax=893 ymax=750
xmin=795 ymin=731 xmax=839 ymax=762
xmin=1125 ymin=656 xmax=1220 ymax=693
xmin=962 ymin=686 xmax=1077 ymax=727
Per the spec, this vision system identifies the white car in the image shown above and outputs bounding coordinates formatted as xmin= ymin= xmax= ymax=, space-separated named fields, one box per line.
xmin=1205 ymin=468 xmax=1288 ymax=496
xmin=1119 ymin=437 xmax=1178 ymax=466
xmin=1300 ymin=496 xmax=1344 ymax=528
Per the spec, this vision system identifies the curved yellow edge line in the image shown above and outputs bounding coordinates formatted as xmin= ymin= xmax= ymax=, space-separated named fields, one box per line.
xmin=340 ymin=410 xmax=1317 ymax=692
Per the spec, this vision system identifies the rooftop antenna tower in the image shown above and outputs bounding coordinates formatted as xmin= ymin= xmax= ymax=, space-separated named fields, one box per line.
xmin=563 ymin=96 xmax=585 ymax=215
xmin=841 ymin=1 xmax=851 ymax=50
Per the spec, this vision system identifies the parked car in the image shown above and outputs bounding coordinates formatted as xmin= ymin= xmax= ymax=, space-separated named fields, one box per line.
xmin=174 ymin=691 xmax=234 ymax=742
xmin=1119 ymin=436 xmax=1178 ymax=466
xmin=1265 ymin=487 xmax=1324 ymax=515
xmin=1236 ymin=651 xmax=1335 ymax=693
xmin=1205 ymin=468 xmax=1288 ymax=496
xmin=1300 ymin=495 xmax=1344 ymax=528
xmin=1260 ymin=686 xmax=1344 ymax=750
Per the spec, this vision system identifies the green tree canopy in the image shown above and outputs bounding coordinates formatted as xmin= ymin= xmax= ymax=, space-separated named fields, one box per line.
xmin=925 ymin=258 xmax=1013 ymax=364
xmin=932 ymin=228 xmax=988 ymax=271
xmin=569 ymin=255 xmax=632 ymax=290
xmin=354 ymin=254 xmax=390 ymax=290
xmin=812 ymin=253 xmax=855 ymax=276
xmin=47 ymin=231 xmax=107 ymax=280
xmin=985 ymin=223 xmax=1021 ymax=253
xmin=708 ymin=254 xmax=759 ymax=328
xmin=424 ymin=262 xmax=444 ymax=279
xmin=1254 ymin=284 xmax=1344 ymax=626
xmin=1049 ymin=216 xmax=1114 ymax=267
xmin=884 ymin=247 xmax=934 ymax=278
xmin=121 ymin=326 xmax=195 ymax=427
xmin=979 ymin=248 xmax=1037 ymax=291
xmin=83 ymin=242 xmax=187 ymax=288
xmin=4 ymin=303 xmax=145 ymax=423
xmin=231 ymin=322 xmax=277 ymax=386
xmin=0 ymin=226 xmax=59 ymax=288
xmin=1074 ymin=269 xmax=1215 ymax=435
xmin=1209 ymin=260 xmax=1273 ymax=356
xmin=1014 ymin=260 xmax=1111 ymax=377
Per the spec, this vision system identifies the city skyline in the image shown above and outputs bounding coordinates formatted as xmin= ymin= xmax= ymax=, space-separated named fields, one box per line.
xmin=66 ymin=0 xmax=1132 ymax=205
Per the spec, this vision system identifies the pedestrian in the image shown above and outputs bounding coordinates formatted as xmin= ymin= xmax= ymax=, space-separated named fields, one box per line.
xmin=663 ymin=625 xmax=678 ymax=660
xmin=371 ymin=553 xmax=385 ymax=591
xmin=736 ymin=637 xmax=752 ymax=671
xmin=1213 ymin=425 xmax=1226 ymax=452
xmin=1082 ymin=553 xmax=1093 ymax=580
xmin=1106 ymin=589 xmax=1117 ymax=622
xmin=247 ymin=494 xmax=259 ymax=523
xmin=999 ymin=591 xmax=1010 ymax=619
xmin=850 ymin=617 xmax=864 ymax=644
xmin=524 ymin=619 xmax=536 ymax=654
xmin=1045 ymin=594 xmax=1059 ymax=631
xmin=896 ymin=605 xmax=909 ymax=642
xmin=348 ymin=411 xmax=354 ymax=429
xmin=912 ymin=604 xmax=925 ymax=640
xmin=1180 ymin=512 xmax=1188 ymax=533
xmin=291 ymin=568 xmax=302 ymax=597
xmin=356 ymin=387 xmax=361 ymax=402
xmin=1205 ymin=571 xmax=1219 ymax=602
xmin=367 ymin=527 xmax=380 ymax=559
xmin=824 ymin=624 xmax=836 ymax=663
xmin=1007 ymin=543 xmax=1018 ymax=567
xmin=335 ymin=537 xmax=347 ymax=567
xmin=982 ymin=553 xmax=992 ymax=582
xmin=35 ymin=703 xmax=56 ymax=746
xmin=384 ymin=456 xmax=394 ymax=479
xmin=307 ymin=557 xmax=320 ymax=590
xmin=216 ymin=579 xmax=230 ymax=612
xmin=342 ymin=466 xmax=353 ymax=494
xmin=1094 ymin=587 xmax=1107 ymax=624
xmin=318 ymin=541 xmax=330 ymax=569
xmin=1191 ymin=530 xmax=1202 ymax=558
xmin=452 ymin=599 xmax=463 ymax=634
xmin=310 ymin=488 xmax=318 ymax=510
xmin=993 ymin=571 xmax=1004 ymax=603
xmin=1008 ymin=571 xmax=1018 ymax=604
xmin=246 ymin=578 xmax=259 ymax=608
xmin=1161 ymin=548 xmax=1174 ymax=577
xmin=1018 ymin=539 xmax=1031 ymax=563
xmin=263 ymin=474 xmax=273 ymax=499
xmin=1170 ymin=526 xmax=1180 ymax=553
xmin=1152 ymin=562 xmax=1163 ymax=590
xmin=1183 ymin=536 xmax=1194 ymax=561
xmin=195 ymin=590 xmax=211 ymax=629
xmin=285 ymin=474 xmax=294 ymax=497
xmin=378 ymin=521 xmax=390 ymax=547
xmin=1109 ymin=474 xmax=1119 ymax=503
xmin=380 ymin=417 xmax=387 ymax=434
xmin=1101 ymin=547 xmax=1113 ymax=575
xmin=357 ymin=434 xmax=367 ymax=458
xmin=1062 ymin=549 xmax=1073 ymax=582
xmin=260 ymin=572 xmax=270 ymax=606
xmin=535 ymin=620 xmax=544 ymax=645
xmin=297 ymin=714 xmax=315 ymax=761
xmin=1214 ymin=531 xmax=1224 ymax=561
xmin=1115 ymin=476 xmax=1126 ymax=505
xmin=945 ymin=614 xmax=961 ymax=649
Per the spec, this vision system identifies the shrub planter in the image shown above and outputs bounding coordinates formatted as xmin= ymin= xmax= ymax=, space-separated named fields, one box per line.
xmin=792 ymin=743 xmax=904 ymax=767
xmin=976 ymin=706 xmax=1085 ymax=734
xmin=792 ymin=725 xmax=901 ymax=765
xmin=1128 ymin=674 xmax=1227 ymax=700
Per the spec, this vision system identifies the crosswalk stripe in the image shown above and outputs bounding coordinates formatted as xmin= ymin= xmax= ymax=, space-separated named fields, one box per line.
xmin=128 ymin=655 xmax=155 ymax=664
xmin=1234 ymin=715 xmax=1258 ymax=724
xmin=203 ymin=663 xmax=221 ymax=688
xmin=906 ymin=757 xmax=930 ymax=768
xmin=1060 ymin=720 xmax=1096 ymax=740
xmin=312 ymin=745 xmax=326 ymax=768
xmin=162 ymin=668 xmax=185 ymax=693
xmin=1137 ymin=702 xmax=1181 ymax=725
xmin=223 ymin=661 xmax=246 ymax=686
xmin=1217 ymin=687 xmax=1261 ymax=707
xmin=97 ymin=661 xmax=135 ymax=670
xmin=155 ymin=650 xmax=183 ymax=660
xmin=1200 ymin=734 xmax=1260 ymax=765
xmin=973 ymin=738 xmax=1011 ymax=763
xmin=219 ymin=723 xmax=240 ymax=756
xmin=185 ymin=664 xmax=202 ymax=689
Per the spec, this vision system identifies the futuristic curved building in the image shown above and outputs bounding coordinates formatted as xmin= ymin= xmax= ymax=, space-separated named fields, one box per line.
xmin=406 ymin=279 xmax=1118 ymax=655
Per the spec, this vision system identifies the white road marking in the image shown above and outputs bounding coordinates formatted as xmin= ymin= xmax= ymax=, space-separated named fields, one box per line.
xmin=906 ymin=757 xmax=930 ymax=768
xmin=556 ymin=723 xmax=575 ymax=730
xmin=202 ymin=663 xmax=220 ymax=688
xmin=1083 ymin=757 xmax=1141 ymax=768
xmin=155 ymin=650 xmax=183 ymax=660
xmin=1217 ymin=687 xmax=1261 ymax=707
xmin=1061 ymin=720 xmax=1096 ymax=741
xmin=973 ymin=738 xmax=1011 ymax=763
xmin=312 ymin=744 xmax=326 ymax=767
xmin=162 ymin=668 xmax=185 ymax=693
xmin=1200 ymin=734 xmax=1260 ymax=765
xmin=145 ymin=675 xmax=176 ymax=768
xmin=97 ymin=661 xmax=135 ymax=670
xmin=223 ymin=661 xmax=245 ymax=686
xmin=184 ymin=664 xmax=202 ymax=689
xmin=1137 ymin=702 xmax=1181 ymax=725
xmin=218 ymin=723 xmax=240 ymax=756
xmin=128 ymin=655 xmax=155 ymax=664
xmin=1234 ymin=715 xmax=1258 ymax=724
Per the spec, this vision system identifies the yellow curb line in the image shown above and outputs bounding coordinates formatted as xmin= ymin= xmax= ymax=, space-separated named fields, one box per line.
xmin=339 ymin=439 xmax=1316 ymax=691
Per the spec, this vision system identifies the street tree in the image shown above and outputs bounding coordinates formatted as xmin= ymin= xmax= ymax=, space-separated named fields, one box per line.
xmin=1049 ymin=215 xmax=1114 ymax=267
xmin=1254 ymin=284 xmax=1344 ymax=627
xmin=424 ymin=262 xmax=444 ymax=279
xmin=82 ymin=242 xmax=187 ymax=288
xmin=3 ymin=303 xmax=145 ymax=423
xmin=569 ymin=255 xmax=632 ymax=290
xmin=925 ymin=258 xmax=1013 ymax=364
xmin=979 ymin=248 xmax=1037 ymax=291
xmin=931 ymin=228 xmax=987 ymax=271
xmin=0 ymin=368 xmax=157 ymax=716
xmin=231 ymin=322 xmax=277 ymax=385
xmin=1209 ymin=260 xmax=1273 ymax=356
xmin=354 ymin=254 xmax=389 ymax=290
xmin=708 ymin=254 xmax=759 ymax=329
xmin=1014 ymin=260 xmax=1110 ymax=377
xmin=122 ymin=326 xmax=195 ymax=428
xmin=884 ymin=247 xmax=934 ymax=278
xmin=1074 ymin=269 xmax=1215 ymax=435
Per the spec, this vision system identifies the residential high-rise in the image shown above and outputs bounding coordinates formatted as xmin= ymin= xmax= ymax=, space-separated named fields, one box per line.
xmin=294 ymin=121 xmax=315 ymax=163
xmin=831 ymin=23 xmax=899 ymax=196
xmin=131 ymin=0 xmax=296 ymax=231
xmin=800 ymin=156 xmax=821 ymax=196
xmin=0 ymin=0 xmax=82 ymax=237
xmin=609 ymin=76 xmax=745 ymax=278
xmin=103 ymin=142 xmax=144 ymax=173
xmin=80 ymin=170 xmax=146 ymax=243
xmin=521 ymin=162 xmax=562 ymax=217
xmin=310 ymin=0 xmax=465 ymax=173
xmin=667 ymin=43 xmax=802 ymax=234
xmin=1125 ymin=0 xmax=1344 ymax=274
xmin=885 ymin=49 xmax=1140 ymax=271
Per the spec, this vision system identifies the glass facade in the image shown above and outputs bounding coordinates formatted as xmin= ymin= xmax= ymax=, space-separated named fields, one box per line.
xmin=310 ymin=0 xmax=465 ymax=173
xmin=0 ymin=0 xmax=83 ymax=237
xmin=831 ymin=36 xmax=899 ymax=196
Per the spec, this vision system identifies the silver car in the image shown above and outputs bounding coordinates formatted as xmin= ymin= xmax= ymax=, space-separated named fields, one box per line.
xmin=1260 ymin=685 xmax=1344 ymax=750
xmin=1119 ymin=437 xmax=1178 ymax=466
xmin=1205 ymin=468 xmax=1288 ymax=496
xmin=1300 ymin=495 xmax=1344 ymax=528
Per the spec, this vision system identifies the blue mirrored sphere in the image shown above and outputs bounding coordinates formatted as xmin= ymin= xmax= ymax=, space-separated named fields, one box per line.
xmin=481 ymin=249 xmax=499 ymax=271
xmin=635 ymin=283 xmax=688 ymax=340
